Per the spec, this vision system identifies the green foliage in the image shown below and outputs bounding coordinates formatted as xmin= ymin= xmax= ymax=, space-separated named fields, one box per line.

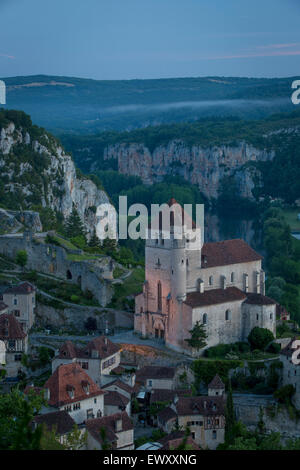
xmin=192 ymin=359 xmax=243 ymax=387
xmin=204 ymin=342 xmax=250 ymax=359
xmin=64 ymin=206 xmax=86 ymax=241
xmin=16 ymin=250 xmax=27 ymax=268
xmin=0 ymin=387 xmax=45 ymax=450
xmin=274 ymin=384 xmax=296 ymax=405
xmin=185 ymin=321 xmax=207 ymax=351
xmin=248 ymin=327 xmax=274 ymax=351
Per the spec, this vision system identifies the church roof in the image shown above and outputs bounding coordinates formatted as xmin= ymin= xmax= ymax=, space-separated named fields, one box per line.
xmin=148 ymin=198 xmax=197 ymax=230
xmin=184 ymin=287 xmax=247 ymax=308
xmin=201 ymin=239 xmax=262 ymax=268
xmin=208 ymin=374 xmax=225 ymax=389
xmin=244 ymin=292 xmax=276 ymax=306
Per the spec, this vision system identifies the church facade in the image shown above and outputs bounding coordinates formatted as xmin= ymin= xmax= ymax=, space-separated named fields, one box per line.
xmin=134 ymin=199 xmax=276 ymax=355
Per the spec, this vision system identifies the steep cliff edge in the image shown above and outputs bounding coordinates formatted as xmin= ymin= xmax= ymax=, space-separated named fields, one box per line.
xmin=0 ymin=110 xmax=110 ymax=234
xmin=100 ymin=140 xmax=274 ymax=199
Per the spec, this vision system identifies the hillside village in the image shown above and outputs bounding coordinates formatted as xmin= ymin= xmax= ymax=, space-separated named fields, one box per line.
xmin=0 ymin=199 xmax=300 ymax=451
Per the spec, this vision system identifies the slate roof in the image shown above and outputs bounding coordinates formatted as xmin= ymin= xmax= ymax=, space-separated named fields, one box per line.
xmin=44 ymin=363 xmax=104 ymax=407
xmin=86 ymin=412 xmax=133 ymax=445
xmin=101 ymin=379 xmax=133 ymax=395
xmin=0 ymin=313 xmax=26 ymax=340
xmin=32 ymin=410 xmax=75 ymax=435
xmin=159 ymin=432 xmax=200 ymax=450
xmin=58 ymin=336 xmax=120 ymax=361
xmin=184 ymin=287 xmax=247 ymax=308
xmin=150 ymin=388 xmax=192 ymax=405
xmin=201 ymin=239 xmax=262 ymax=268
xmin=208 ymin=374 xmax=225 ymax=390
xmin=4 ymin=281 xmax=35 ymax=295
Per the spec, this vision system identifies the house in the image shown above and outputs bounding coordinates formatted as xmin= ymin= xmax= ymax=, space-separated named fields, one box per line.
xmin=0 ymin=313 xmax=28 ymax=377
xmin=44 ymin=363 xmax=105 ymax=424
xmin=51 ymin=336 xmax=121 ymax=385
xmin=280 ymin=338 xmax=300 ymax=409
xmin=32 ymin=410 xmax=76 ymax=446
xmin=101 ymin=378 xmax=134 ymax=400
xmin=86 ymin=411 xmax=134 ymax=450
xmin=157 ymin=374 xmax=226 ymax=449
xmin=104 ymin=390 xmax=131 ymax=417
xmin=3 ymin=282 xmax=36 ymax=333
xmin=135 ymin=199 xmax=278 ymax=355
xmin=158 ymin=431 xmax=200 ymax=450
xmin=135 ymin=366 xmax=176 ymax=390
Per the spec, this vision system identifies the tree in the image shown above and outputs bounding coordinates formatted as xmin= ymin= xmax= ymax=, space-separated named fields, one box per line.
xmin=65 ymin=206 xmax=86 ymax=240
xmin=16 ymin=250 xmax=27 ymax=269
xmin=256 ymin=406 xmax=266 ymax=436
xmin=274 ymin=384 xmax=296 ymax=405
xmin=247 ymin=327 xmax=274 ymax=351
xmin=185 ymin=321 xmax=207 ymax=351
xmin=88 ymin=228 xmax=101 ymax=249
xmin=225 ymin=379 xmax=235 ymax=444
xmin=99 ymin=427 xmax=112 ymax=450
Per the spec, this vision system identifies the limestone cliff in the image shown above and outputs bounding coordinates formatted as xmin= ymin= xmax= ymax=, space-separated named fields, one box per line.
xmin=101 ymin=140 xmax=274 ymax=199
xmin=0 ymin=117 xmax=110 ymax=235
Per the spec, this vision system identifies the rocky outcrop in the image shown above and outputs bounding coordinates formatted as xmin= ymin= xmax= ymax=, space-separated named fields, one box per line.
xmin=0 ymin=208 xmax=42 ymax=234
xmin=0 ymin=121 xmax=111 ymax=235
xmin=102 ymin=140 xmax=274 ymax=199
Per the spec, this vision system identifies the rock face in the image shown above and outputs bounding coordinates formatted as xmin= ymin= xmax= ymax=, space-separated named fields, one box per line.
xmin=0 ymin=208 xmax=42 ymax=234
xmin=102 ymin=140 xmax=274 ymax=199
xmin=0 ymin=121 xmax=111 ymax=235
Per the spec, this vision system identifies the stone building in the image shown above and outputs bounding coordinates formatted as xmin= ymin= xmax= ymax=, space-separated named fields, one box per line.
xmin=135 ymin=199 xmax=277 ymax=355
xmin=280 ymin=338 xmax=300 ymax=409
xmin=3 ymin=281 xmax=36 ymax=333
xmin=44 ymin=363 xmax=105 ymax=424
xmin=0 ymin=313 xmax=28 ymax=377
xmin=51 ymin=336 xmax=121 ymax=385
xmin=86 ymin=411 xmax=134 ymax=450
xmin=157 ymin=375 xmax=226 ymax=450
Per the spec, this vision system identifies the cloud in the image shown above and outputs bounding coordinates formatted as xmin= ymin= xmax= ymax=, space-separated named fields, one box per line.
xmin=256 ymin=43 xmax=300 ymax=50
xmin=205 ymin=50 xmax=300 ymax=61
xmin=0 ymin=53 xmax=15 ymax=60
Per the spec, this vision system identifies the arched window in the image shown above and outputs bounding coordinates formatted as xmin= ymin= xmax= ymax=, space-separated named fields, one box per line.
xmin=157 ymin=281 xmax=162 ymax=311
xmin=209 ymin=276 xmax=213 ymax=286
xmin=231 ymin=272 xmax=235 ymax=283
xmin=203 ymin=313 xmax=207 ymax=325
xmin=225 ymin=309 xmax=231 ymax=321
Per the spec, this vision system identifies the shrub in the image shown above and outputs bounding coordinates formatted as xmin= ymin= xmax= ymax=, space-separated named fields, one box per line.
xmin=248 ymin=327 xmax=274 ymax=351
xmin=70 ymin=295 xmax=80 ymax=303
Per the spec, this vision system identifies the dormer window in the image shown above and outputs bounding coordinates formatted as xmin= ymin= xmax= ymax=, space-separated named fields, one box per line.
xmin=81 ymin=380 xmax=90 ymax=395
xmin=66 ymin=385 xmax=75 ymax=399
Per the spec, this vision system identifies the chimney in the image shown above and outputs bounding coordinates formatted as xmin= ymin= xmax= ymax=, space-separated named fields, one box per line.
xmin=115 ymin=417 xmax=122 ymax=433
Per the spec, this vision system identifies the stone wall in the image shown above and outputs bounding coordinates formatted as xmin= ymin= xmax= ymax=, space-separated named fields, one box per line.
xmin=0 ymin=231 xmax=114 ymax=306
xmin=35 ymin=301 xmax=133 ymax=331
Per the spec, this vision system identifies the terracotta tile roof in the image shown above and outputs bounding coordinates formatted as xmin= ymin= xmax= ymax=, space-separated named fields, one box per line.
xmin=157 ymin=406 xmax=177 ymax=424
xmin=175 ymin=396 xmax=225 ymax=417
xmin=0 ymin=301 xmax=8 ymax=311
xmin=104 ymin=390 xmax=130 ymax=407
xmin=58 ymin=336 xmax=120 ymax=360
xmin=208 ymin=374 xmax=225 ymax=390
xmin=184 ymin=287 xmax=247 ymax=308
xmin=201 ymin=239 xmax=262 ymax=268
xmin=44 ymin=363 xmax=104 ymax=407
xmin=4 ymin=281 xmax=35 ymax=295
xmin=280 ymin=337 xmax=300 ymax=358
xmin=86 ymin=411 xmax=133 ymax=445
xmin=32 ymin=410 xmax=75 ymax=435
xmin=0 ymin=313 xmax=26 ymax=340
xmin=244 ymin=292 xmax=276 ymax=306
xmin=136 ymin=366 xmax=176 ymax=382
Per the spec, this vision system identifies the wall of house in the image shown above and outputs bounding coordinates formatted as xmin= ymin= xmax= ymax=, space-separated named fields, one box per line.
xmin=60 ymin=394 xmax=104 ymax=425
xmin=3 ymin=291 xmax=35 ymax=332
xmin=241 ymin=302 xmax=276 ymax=341
xmin=281 ymin=355 xmax=300 ymax=409
xmin=177 ymin=414 xmax=225 ymax=450
xmin=104 ymin=401 xmax=131 ymax=417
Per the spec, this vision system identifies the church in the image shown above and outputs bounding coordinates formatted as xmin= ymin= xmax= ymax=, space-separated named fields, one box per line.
xmin=134 ymin=199 xmax=277 ymax=355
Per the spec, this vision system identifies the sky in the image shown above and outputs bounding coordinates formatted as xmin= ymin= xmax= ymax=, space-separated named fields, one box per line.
xmin=0 ymin=0 xmax=300 ymax=80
